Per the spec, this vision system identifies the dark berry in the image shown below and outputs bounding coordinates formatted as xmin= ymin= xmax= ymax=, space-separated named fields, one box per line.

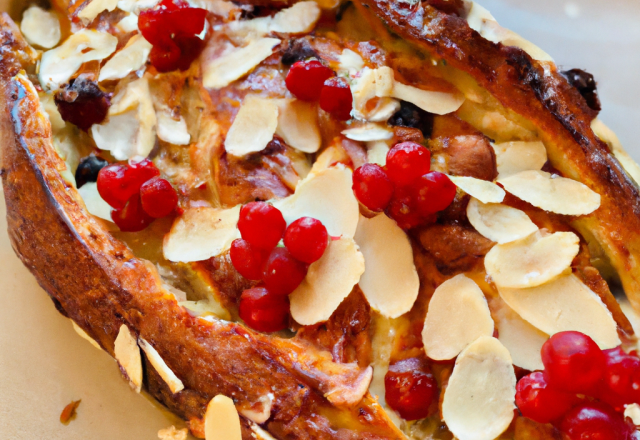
xmin=388 ymin=101 xmax=435 ymax=138
xmin=75 ymin=155 xmax=108 ymax=188
xmin=561 ymin=68 xmax=601 ymax=112
xmin=54 ymin=78 xmax=109 ymax=131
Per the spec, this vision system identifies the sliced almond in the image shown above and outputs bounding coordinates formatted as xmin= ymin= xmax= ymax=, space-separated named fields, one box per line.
xmin=485 ymin=230 xmax=579 ymax=288
xmin=203 ymin=38 xmax=281 ymax=89
xmin=498 ymin=274 xmax=620 ymax=349
xmin=78 ymin=0 xmax=119 ymax=22
xmin=354 ymin=214 xmax=420 ymax=318
xmin=392 ymin=82 xmax=464 ymax=116
xmin=99 ymin=34 xmax=152 ymax=82
xmin=138 ymin=338 xmax=184 ymax=393
xmin=274 ymin=166 xmax=360 ymax=238
xmin=78 ymin=182 xmax=113 ymax=221
xmin=374 ymin=66 xmax=395 ymax=98
xmin=204 ymin=395 xmax=242 ymax=440
xmin=342 ymin=123 xmax=393 ymax=141
xmin=492 ymin=141 xmax=547 ymax=178
xmin=117 ymin=0 xmax=161 ymax=14
xmin=443 ymin=336 xmax=516 ymax=440
xmin=498 ymin=170 xmax=601 ymax=216
xmin=494 ymin=303 xmax=547 ymax=371
xmin=249 ymin=423 xmax=277 ymax=440
xmin=448 ymin=175 xmax=505 ymax=204
xmin=351 ymin=68 xmax=377 ymax=119
xmin=625 ymin=403 xmax=640 ymax=426
xmin=225 ymin=96 xmax=278 ymax=156
xmin=366 ymin=141 xmax=390 ymax=166
xmin=337 ymin=48 xmax=364 ymax=75
xmin=39 ymin=29 xmax=118 ymax=90
xmin=116 ymin=14 xmax=138 ymax=33
xmin=164 ymin=206 xmax=240 ymax=263
xmin=276 ymin=99 xmax=321 ymax=153
xmin=422 ymin=274 xmax=494 ymax=360
xmin=20 ymin=6 xmax=60 ymax=49
xmin=71 ymin=320 xmax=101 ymax=350
xmin=157 ymin=425 xmax=188 ymax=440
xmin=270 ymin=1 xmax=321 ymax=34
xmin=290 ymin=238 xmax=365 ymax=325
xmin=114 ymin=324 xmax=143 ymax=393
xmin=367 ymin=98 xmax=401 ymax=123
xmin=157 ymin=110 xmax=190 ymax=145
xmin=466 ymin=198 xmax=538 ymax=244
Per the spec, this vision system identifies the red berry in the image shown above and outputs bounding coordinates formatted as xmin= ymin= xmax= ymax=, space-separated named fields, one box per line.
xmin=285 ymin=60 xmax=334 ymax=102
xmin=230 ymin=239 xmax=268 ymax=281
xmin=541 ymin=331 xmax=606 ymax=394
xmin=385 ymin=142 xmax=431 ymax=186
xmin=262 ymin=247 xmax=308 ymax=295
xmin=238 ymin=202 xmax=286 ymax=250
xmin=385 ymin=186 xmax=424 ymax=230
xmin=98 ymin=160 xmax=160 ymax=209
xmin=515 ymin=372 xmax=580 ymax=424
xmin=319 ymin=77 xmax=353 ymax=120
xmin=111 ymin=194 xmax=155 ymax=232
xmin=239 ymin=286 xmax=290 ymax=333
xmin=384 ymin=358 xmax=438 ymax=421
xmin=140 ymin=177 xmax=178 ymax=218
xmin=352 ymin=164 xmax=394 ymax=212
xmin=411 ymin=171 xmax=456 ymax=216
xmin=283 ymin=217 xmax=328 ymax=264
xmin=559 ymin=402 xmax=631 ymax=440
xmin=597 ymin=347 xmax=640 ymax=410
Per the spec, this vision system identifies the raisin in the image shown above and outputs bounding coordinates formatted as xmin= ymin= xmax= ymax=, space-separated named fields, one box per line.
xmin=281 ymin=39 xmax=319 ymax=66
xmin=54 ymin=78 xmax=110 ymax=131
xmin=388 ymin=101 xmax=435 ymax=139
xmin=561 ymin=68 xmax=601 ymax=112
xmin=75 ymin=155 xmax=108 ymax=188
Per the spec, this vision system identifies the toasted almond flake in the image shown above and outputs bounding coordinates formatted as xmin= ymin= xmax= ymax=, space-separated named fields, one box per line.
xmin=20 ymin=6 xmax=60 ymax=49
xmin=203 ymin=38 xmax=280 ymax=89
xmin=366 ymin=141 xmax=390 ymax=166
xmin=188 ymin=0 xmax=240 ymax=18
xmin=78 ymin=182 xmax=113 ymax=221
xmin=342 ymin=123 xmax=393 ymax=141
xmin=495 ymin=303 xmax=547 ymax=371
xmin=367 ymin=98 xmax=401 ymax=123
xmin=443 ymin=336 xmax=516 ymax=440
xmin=270 ymin=1 xmax=321 ymax=34
xmin=337 ymin=48 xmax=364 ymax=75
xmin=99 ymin=34 xmax=152 ymax=82
xmin=250 ymin=423 xmax=277 ymax=440
xmin=422 ymin=274 xmax=494 ymax=360
xmin=350 ymin=68 xmax=377 ymax=119
xmin=204 ymin=395 xmax=242 ymax=440
xmin=492 ymin=141 xmax=547 ymax=178
xmin=592 ymin=118 xmax=640 ymax=185
xmin=448 ymin=175 xmax=505 ymax=204
xmin=276 ymin=99 xmax=321 ymax=153
xmin=158 ymin=425 xmax=188 ymax=440
xmin=223 ymin=17 xmax=271 ymax=45
xmin=114 ymin=324 xmax=143 ymax=392
xmin=238 ymin=394 xmax=274 ymax=424
xmin=164 ymin=206 xmax=240 ymax=262
xmin=116 ymin=14 xmax=139 ymax=32
xmin=71 ymin=320 xmax=101 ymax=350
xmin=274 ymin=166 xmax=359 ymax=238
xmin=374 ymin=66 xmax=395 ymax=98
xmin=498 ymin=170 xmax=601 ymax=216
xmin=117 ymin=0 xmax=161 ymax=14
xmin=498 ymin=274 xmax=620 ymax=349
xmin=625 ymin=403 xmax=640 ymax=426
xmin=290 ymin=238 xmax=365 ymax=325
xmin=78 ymin=0 xmax=119 ymax=22
xmin=39 ymin=29 xmax=118 ymax=90
xmin=139 ymin=338 xmax=184 ymax=393
xmin=225 ymin=96 xmax=278 ymax=156
xmin=157 ymin=110 xmax=190 ymax=145
xmin=354 ymin=214 xmax=420 ymax=318
xmin=485 ymin=230 xmax=579 ymax=288
xmin=466 ymin=198 xmax=538 ymax=244
xmin=392 ymin=82 xmax=465 ymax=115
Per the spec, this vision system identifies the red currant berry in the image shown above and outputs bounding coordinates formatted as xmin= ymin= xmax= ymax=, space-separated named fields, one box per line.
xmin=111 ymin=194 xmax=155 ymax=232
xmin=230 ymin=239 xmax=268 ymax=281
xmin=237 ymin=202 xmax=286 ymax=250
xmin=515 ymin=372 xmax=580 ymax=424
xmin=541 ymin=331 xmax=606 ymax=394
xmin=239 ymin=286 xmax=290 ymax=333
xmin=598 ymin=347 xmax=640 ymax=410
xmin=285 ymin=60 xmax=334 ymax=102
xmin=385 ymin=186 xmax=423 ymax=230
xmin=352 ymin=164 xmax=394 ymax=212
xmin=97 ymin=163 xmax=129 ymax=209
xmin=319 ymin=77 xmax=353 ymax=121
xmin=412 ymin=171 xmax=457 ymax=216
xmin=283 ymin=217 xmax=328 ymax=264
xmin=560 ymin=402 xmax=631 ymax=440
xmin=384 ymin=358 xmax=438 ymax=421
xmin=140 ymin=177 xmax=178 ymax=218
xmin=262 ymin=247 xmax=308 ymax=296
xmin=385 ymin=142 xmax=431 ymax=186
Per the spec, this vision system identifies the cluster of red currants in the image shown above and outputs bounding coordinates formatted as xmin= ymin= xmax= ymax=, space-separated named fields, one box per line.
xmin=231 ymin=202 xmax=330 ymax=332
xmin=384 ymin=358 xmax=438 ymax=421
xmin=138 ymin=0 xmax=208 ymax=72
xmin=97 ymin=159 xmax=178 ymax=232
xmin=516 ymin=331 xmax=640 ymax=439
xmin=285 ymin=60 xmax=353 ymax=120
xmin=352 ymin=142 xmax=456 ymax=229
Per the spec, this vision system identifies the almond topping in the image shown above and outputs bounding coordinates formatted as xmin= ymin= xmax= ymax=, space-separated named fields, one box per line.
xmin=466 ymin=198 xmax=538 ymax=244
xmin=448 ymin=175 xmax=505 ymax=204
xmin=290 ymin=237 xmax=365 ymax=325
xmin=156 ymin=109 xmax=190 ymax=145
xmin=492 ymin=141 xmax=547 ymax=178
xmin=497 ymin=274 xmax=620 ymax=349
xmin=138 ymin=338 xmax=184 ymax=393
xmin=270 ymin=1 xmax=321 ymax=34
xmin=204 ymin=395 xmax=242 ymax=440
xmin=276 ymin=99 xmax=321 ymax=153
xmin=71 ymin=320 xmax=101 ymax=350
xmin=157 ymin=425 xmax=188 ymax=440
xmin=342 ymin=123 xmax=394 ymax=142
xmin=442 ymin=336 xmax=516 ymax=440
xmin=20 ymin=6 xmax=60 ymax=49
xmin=354 ymin=214 xmax=420 ymax=318
xmin=114 ymin=324 xmax=143 ymax=392
xmin=422 ymin=274 xmax=494 ymax=360
xmin=99 ymin=34 xmax=152 ymax=82
xmin=625 ymin=403 xmax=640 ymax=426
xmin=163 ymin=206 xmax=241 ymax=263
xmin=337 ymin=48 xmax=364 ymax=75
xmin=392 ymin=82 xmax=465 ymax=116
xmin=498 ymin=170 xmax=601 ymax=216
xmin=485 ymin=230 xmax=579 ymax=288
xmin=494 ymin=303 xmax=547 ymax=371
xmin=78 ymin=0 xmax=118 ymax=22
xmin=225 ymin=96 xmax=278 ymax=157
xmin=78 ymin=182 xmax=113 ymax=222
